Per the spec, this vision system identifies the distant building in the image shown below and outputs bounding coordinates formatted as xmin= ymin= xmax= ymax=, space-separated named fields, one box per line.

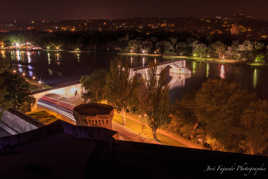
xmin=230 ymin=24 xmax=240 ymax=35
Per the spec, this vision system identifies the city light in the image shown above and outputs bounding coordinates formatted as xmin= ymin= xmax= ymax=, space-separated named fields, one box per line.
xmin=13 ymin=70 xmax=17 ymax=73
xmin=1 ymin=50 xmax=6 ymax=59
xmin=55 ymin=46 xmax=61 ymax=50
xmin=74 ymin=48 xmax=80 ymax=52
xmin=32 ymin=76 xmax=36 ymax=80
xmin=38 ymin=80 xmax=42 ymax=84
xmin=22 ymin=72 xmax=26 ymax=77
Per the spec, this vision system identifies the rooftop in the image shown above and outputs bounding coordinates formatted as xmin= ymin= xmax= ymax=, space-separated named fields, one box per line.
xmin=0 ymin=120 xmax=267 ymax=179
xmin=73 ymin=103 xmax=113 ymax=116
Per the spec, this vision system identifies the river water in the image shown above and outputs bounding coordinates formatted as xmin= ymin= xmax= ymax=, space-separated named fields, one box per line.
xmin=1 ymin=50 xmax=268 ymax=101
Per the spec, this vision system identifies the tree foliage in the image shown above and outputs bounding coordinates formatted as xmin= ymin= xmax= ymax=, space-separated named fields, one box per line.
xmin=195 ymin=79 xmax=256 ymax=152
xmin=241 ymin=100 xmax=268 ymax=155
xmin=80 ymin=69 xmax=107 ymax=102
xmin=0 ymin=66 xmax=35 ymax=116
xmin=140 ymin=63 xmax=172 ymax=140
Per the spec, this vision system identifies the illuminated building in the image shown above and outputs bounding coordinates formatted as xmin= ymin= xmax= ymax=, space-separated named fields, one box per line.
xmin=73 ymin=103 xmax=114 ymax=130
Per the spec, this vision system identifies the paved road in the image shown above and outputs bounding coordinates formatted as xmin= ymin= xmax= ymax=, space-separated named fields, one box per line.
xmin=112 ymin=122 xmax=160 ymax=144
xmin=124 ymin=114 xmax=206 ymax=150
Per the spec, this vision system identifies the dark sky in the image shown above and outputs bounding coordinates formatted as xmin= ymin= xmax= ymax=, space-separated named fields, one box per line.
xmin=1 ymin=0 xmax=268 ymax=21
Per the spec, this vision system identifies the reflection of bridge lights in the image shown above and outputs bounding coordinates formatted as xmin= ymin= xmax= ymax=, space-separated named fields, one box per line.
xmin=76 ymin=53 xmax=80 ymax=62
xmin=16 ymin=50 xmax=21 ymax=61
xmin=27 ymin=51 xmax=32 ymax=63
xmin=56 ymin=53 xmax=60 ymax=61
xmin=48 ymin=68 xmax=53 ymax=76
xmin=154 ymin=58 xmax=157 ymax=64
xmin=206 ymin=63 xmax=210 ymax=78
xmin=142 ymin=57 xmax=146 ymax=67
xmin=130 ymin=56 xmax=133 ymax=66
xmin=28 ymin=71 xmax=33 ymax=77
xmin=18 ymin=68 xmax=23 ymax=73
xmin=253 ymin=68 xmax=258 ymax=89
xmin=220 ymin=64 xmax=225 ymax=79
xmin=47 ymin=52 xmax=51 ymax=64
xmin=1 ymin=50 xmax=6 ymax=59
xmin=28 ymin=65 xmax=33 ymax=70
xmin=192 ymin=62 xmax=197 ymax=74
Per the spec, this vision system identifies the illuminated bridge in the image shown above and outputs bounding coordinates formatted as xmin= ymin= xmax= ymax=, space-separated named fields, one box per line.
xmin=129 ymin=60 xmax=192 ymax=89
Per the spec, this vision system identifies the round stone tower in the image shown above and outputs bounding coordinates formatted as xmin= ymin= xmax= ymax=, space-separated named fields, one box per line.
xmin=73 ymin=103 xmax=114 ymax=130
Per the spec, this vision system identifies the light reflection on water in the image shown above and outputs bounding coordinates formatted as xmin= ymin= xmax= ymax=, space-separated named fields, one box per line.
xmin=1 ymin=50 xmax=268 ymax=100
xmin=253 ymin=68 xmax=258 ymax=89
xmin=220 ymin=64 xmax=225 ymax=79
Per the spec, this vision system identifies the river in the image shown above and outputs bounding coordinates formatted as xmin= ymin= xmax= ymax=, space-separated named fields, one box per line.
xmin=1 ymin=50 xmax=268 ymax=101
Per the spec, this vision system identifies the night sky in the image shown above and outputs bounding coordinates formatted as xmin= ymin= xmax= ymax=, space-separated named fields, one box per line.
xmin=1 ymin=0 xmax=268 ymax=21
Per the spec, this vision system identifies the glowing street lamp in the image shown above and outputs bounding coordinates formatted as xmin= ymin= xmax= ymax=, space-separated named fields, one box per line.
xmin=13 ymin=70 xmax=17 ymax=73
xmin=55 ymin=46 xmax=60 ymax=51
xmin=22 ymin=72 xmax=26 ymax=77
xmin=32 ymin=76 xmax=36 ymax=80
xmin=38 ymin=80 xmax=42 ymax=84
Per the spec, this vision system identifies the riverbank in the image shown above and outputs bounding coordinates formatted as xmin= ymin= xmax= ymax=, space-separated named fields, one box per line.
xmin=118 ymin=52 xmax=161 ymax=57
xmin=247 ymin=62 xmax=268 ymax=67
xmin=163 ymin=55 xmax=246 ymax=64
xmin=118 ymin=52 xmax=246 ymax=64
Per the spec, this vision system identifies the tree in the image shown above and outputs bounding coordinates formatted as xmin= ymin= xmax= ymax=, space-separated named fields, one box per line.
xmin=211 ymin=41 xmax=226 ymax=58
xmin=0 ymin=67 xmax=35 ymax=117
xmin=254 ymin=55 xmax=265 ymax=64
xmin=141 ymin=63 xmax=172 ymax=141
xmin=81 ymin=69 xmax=107 ymax=103
xmin=195 ymin=79 xmax=256 ymax=152
xmin=192 ymin=41 xmax=208 ymax=57
xmin=105 ymin=60 xmax=138 ymax=125
xmin=254 ymin=41 xmax=265 ymax=51
xmin=241 ymin=100 xmax=268 ymax=155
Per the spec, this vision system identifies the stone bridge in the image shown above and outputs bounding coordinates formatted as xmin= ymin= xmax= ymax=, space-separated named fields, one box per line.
xmin=129 ymin=60 xmax=192 ymax=89
xmin=31 ymin=82 xmax=84 ymax=110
